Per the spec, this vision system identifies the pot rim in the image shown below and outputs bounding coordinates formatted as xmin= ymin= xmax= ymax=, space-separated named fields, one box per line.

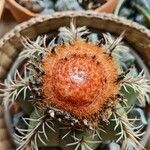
xmin=0 ymin=11 xmax=150 ymax=47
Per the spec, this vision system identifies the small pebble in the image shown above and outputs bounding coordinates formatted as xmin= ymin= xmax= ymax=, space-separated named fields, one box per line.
xmin=117 ymin=50 xmax=135 ymax=70
xmin=55 ymin=0 xmax=84 ymax=11
xmin=109 ymin=142 xmax=120 ymax=150
xmin=18 ymin=0 xmax=29 ymax=6
xmin=32 ymin=3 xmax=44 ymax=13
xmin=17 ymin=0 xmax=54 ymax=13
xmin=24 ymin=1 xmax=33 ymax=11
xmin=119 ymin=7 xmax=134 ymax=18
xmin=80 ymin=0 xmax=107 ymax=10
xmin=43 ymin=0 xmax=54 ymax=9
xmin=88 ymin=33 xmax=99 ymax=43
xmin=13 ymin=112 xmax=28 ymax=129
xmin=135 ymin=14 xmax=145 ymax=24
xmin=17 ymin=0 xmax=108 ymax=14
xmin=41 ymin=8 xmax=54 ymax=15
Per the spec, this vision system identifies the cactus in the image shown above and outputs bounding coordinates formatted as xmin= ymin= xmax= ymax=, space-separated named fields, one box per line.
xmin=0 ymin=19 xmax=150 ymax=150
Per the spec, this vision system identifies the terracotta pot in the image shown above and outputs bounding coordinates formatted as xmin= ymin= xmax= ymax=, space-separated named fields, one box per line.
xmin=0 ymin=12 xmax=150 ymax=149
xmin=6 ymin=0 xmax=37 ymax=22
xmin=0 ymin=0 xmax=5 ymax=18
xmin=96 ymin=0 xmax=117 ymax=13
xmin=6 ymin=0 xmax=117 ymax=22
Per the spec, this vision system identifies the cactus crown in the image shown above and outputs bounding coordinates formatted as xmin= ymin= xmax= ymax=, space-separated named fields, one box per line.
xmin=1 ymin=19 xmax=150 ymax=150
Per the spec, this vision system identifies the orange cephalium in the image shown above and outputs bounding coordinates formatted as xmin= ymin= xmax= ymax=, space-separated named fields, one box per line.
xmin=41 ymin=41 xmax=119 ymax=119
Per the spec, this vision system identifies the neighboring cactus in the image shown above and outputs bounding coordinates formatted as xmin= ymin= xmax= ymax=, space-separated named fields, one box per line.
xmin=0 ymin=19 xmax=150 ymax=150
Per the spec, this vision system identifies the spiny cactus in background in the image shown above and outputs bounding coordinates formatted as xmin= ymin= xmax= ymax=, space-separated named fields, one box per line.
xmin=0 ymin=19 xmax=150 ymax=150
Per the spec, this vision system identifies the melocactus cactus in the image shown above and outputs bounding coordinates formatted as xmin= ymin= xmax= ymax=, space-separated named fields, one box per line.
xmin=1 ymin=20 xmax=150 ymax=150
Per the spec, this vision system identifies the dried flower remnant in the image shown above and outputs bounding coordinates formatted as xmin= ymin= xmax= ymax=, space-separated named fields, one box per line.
xmin=1 ymin=19 xmax=150 ymax=150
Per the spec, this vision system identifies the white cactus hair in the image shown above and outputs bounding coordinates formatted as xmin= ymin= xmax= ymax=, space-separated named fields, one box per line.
xmin=58 ymin=18 xmax=90 ymax=43
xmin=20 ymin=35 xmax=57 ymax=59
xmin=15 ymin=107 xmax=55 ymax=150
xmin=0 ymin=68 xmax=31 ymax=110
xmin=102 ymin=31 xmax=126 ymax=54
xmin=121 ymin=68 xmax=150 ymax=106
xmin=112 ymin=111 xmax=145 ymax=150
